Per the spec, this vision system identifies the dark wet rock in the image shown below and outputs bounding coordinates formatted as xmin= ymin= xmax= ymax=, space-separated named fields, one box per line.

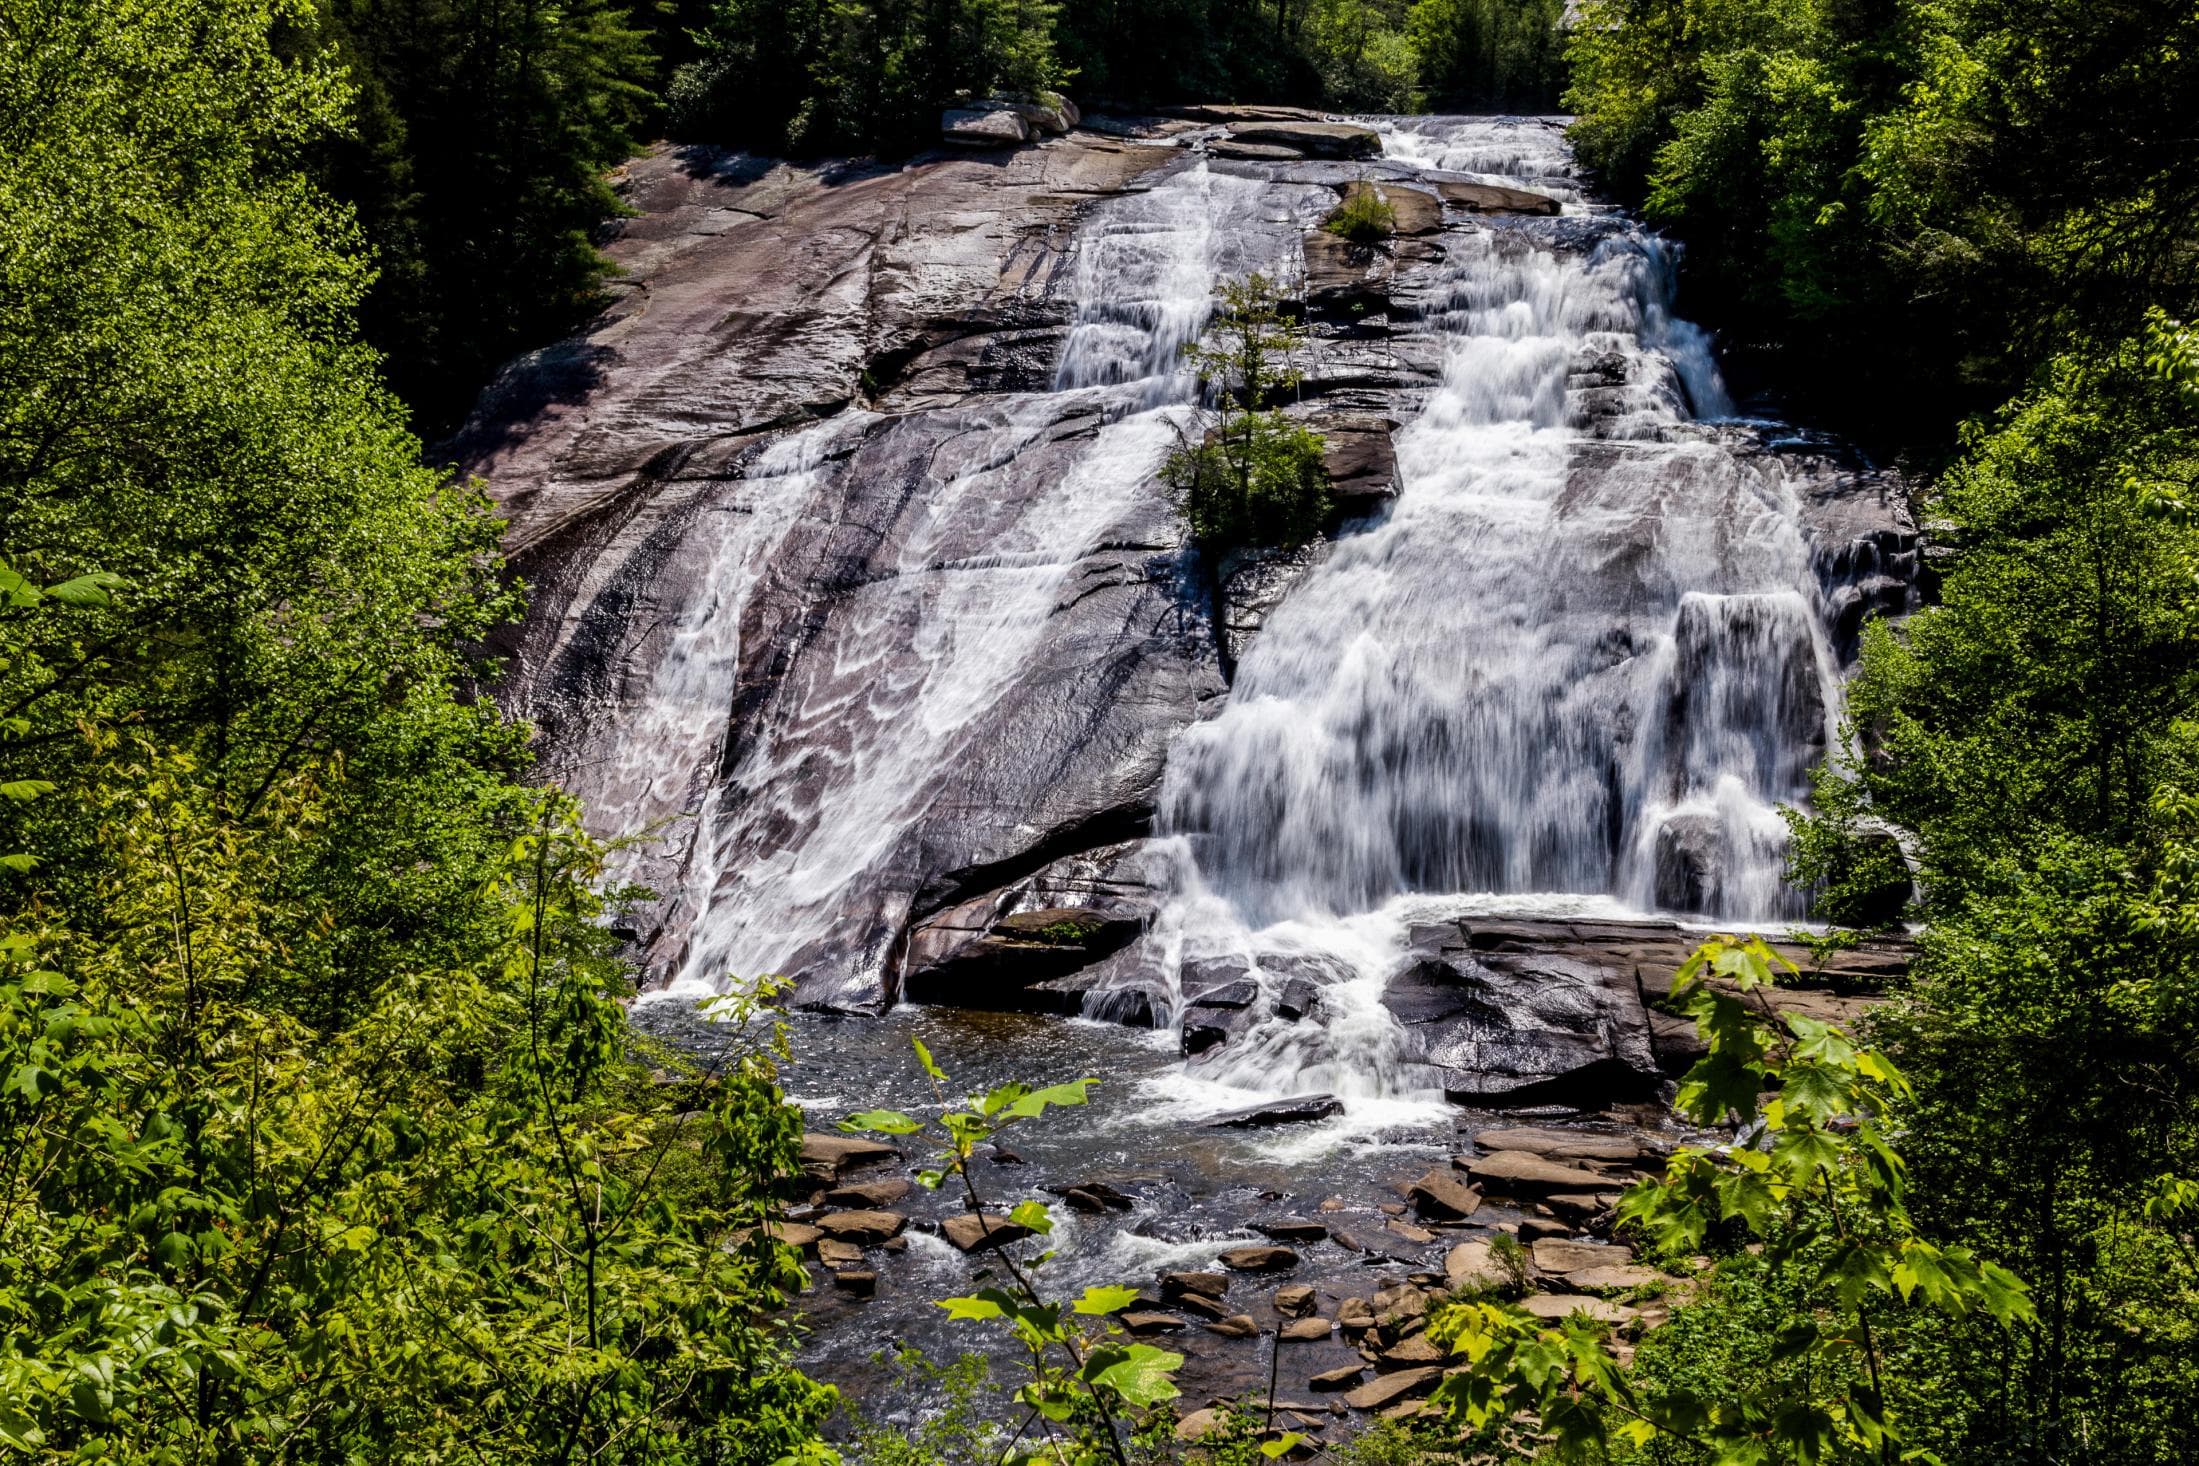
xmin=1303 ymin=229 xmax=1394 ymax=316
xmin=1519 ymin=1218 xmax=1573 ymax=1243
xmin=1225 ymin=120 xmax=1383 ymax=159
xmin=1220 ymin=1244 xmax=1302 ymax=1272
xmin=1257 ymin=1219 xmax=1331 ymax=1244
xmin=1436 ymin=180 xmax=1560 ymax=215
xmin=988 ymin=1145 xmax=1027 ymax=1166
xmin=1546 ymin=1191 xmax=1623 ymax=1224
xmin=1208 ymin=1094 xmax=1342 ymax=1128
xmin=1343 ymin=1367 xmax=1442 ymax=1411
xmin=817 ymin=1209 xmax=908 ymax=1243
xmin=827 ymin=1178 xmax=913 ymax=1208
xmin=832 ymin=1268 xmax=879 ymax=1296
xmin=1051 ymin=1179 xmax=1137 ymax=1212
xmin=903 ymin=903 xmax=1147 ymax=1008
xmin=1215 ymin=542 xmax=1330 ymax=675
xmin=1275 ymin=977 xmax=1324 ymax=1022
xmin=1406 ymin=1168 xmax=1483 ymax=1221
xmin=1187 ymin=974 xmax=1260 ymax=1007
xmin=1316 ymin=414 xmax=1401 ymax=515
xmin=799 ymin=1134 xmax=901 ymax=1182
xmin=1161 ymin=1270 xmax=1231 ymax=1300
xmin=942 ymin=1212 xmax=1036 ymax=1252
xmin=1310 ymin=1364 xmax=1365 ymax=1390
xmin=1467 ymin=1151 xmax=1610 ymax=1194
xmin=1173 ymin=1291 xmax=1234 ymax=1321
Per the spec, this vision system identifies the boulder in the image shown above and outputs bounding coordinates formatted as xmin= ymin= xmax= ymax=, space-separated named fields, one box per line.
xmin=1220 ymin=1244 xmax=1301 ymax=1272
xmin=1281 ymin=1317 xmax=1335 ymax=1341
xmin=1275 ymin=976 xmax=1325 ymax=1022
xmin=1208 ymin=1314 xmax=1260 ymax=1338
xmin=1376 ymin=1334 xmax=1447 ymax=1370
xmin=1176 ymin=1408 xmax=1223 ymax=1443
xmin=943 ymin=106 xmax=1034 ymax=147
xmin=1342 ymin=1367 xmax=1443 ymax=1411
xmin=942 ymin=1212 xmax=1036 ymax=1252
xmin=799 ymin=1134 xmax=901 ymax=1182
xmin=826 ymin=1178 xmax=914 ymax=1208
xmin=1225 ymin=121 xmax=1383 ymax=159
xmin=817 ymin=1209 xmax=907 ymax=1243
xmin=1466 ymin=1149 xmax=1622 ymax=1195
xmin=1546 ymin=1192 xmax=1624 ymax=1223
xmin=1160 ymin=1270 xmax=1231 ymax=1300
xmin=1386 ymin=1219 xmax=1438 ymax=1245
xmin=1208 ymin=1094 xmax=1342 ymax=1129
xmin=1444 ymin=1239 xmax=1510 ymax=1292
xmin=1406 ymin=1168 xmax=1483 ymax=1221
xmin=765 ymin=1220 xmax=824 ymax=1249
xmin=1172 ymin=1290 xmax=1233 ymax=1321
xmin=1274 ymin=1284 xmax=1318 ymax=1317
xmin=1303 ymin=229 xmax=1394 ymax=315
xmin=832 ymin=1268 xmax=878 ymax=1296
xmin=1435 ymin=180 xmax=1560 ymax=215
xmin=906 ymin=905 xmax=1147 ymax=1006
xmin=1210 ymin=140 xmax=1311 ymax=162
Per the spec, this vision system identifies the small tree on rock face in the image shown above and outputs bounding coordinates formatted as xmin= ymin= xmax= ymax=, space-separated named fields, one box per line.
xmin=1165 ymin=274 xmax=1331 ymax=551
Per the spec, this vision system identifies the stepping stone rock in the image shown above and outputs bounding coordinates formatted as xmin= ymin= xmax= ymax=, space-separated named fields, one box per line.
xmin=1386 ymin=1219 xmax=1438 ymax=1244
xmin=1518 ymin=1294 xmax=1638 ymax=1325
xmin=1310 ymin=1364 xmax=1365 ymax=1391
xmin=1343 ymin=1366 xmax=1443 ymax=1411
xmin=1274 ymin=1284 xmax=1317 ymax=1318
xmin=941 ymin=1212 xmax=1035 ymax=1252
xmin=1444 ymin=1239 xmax=1510 ymax=1292
xmin=816 ymin=1238 xmax=864 ymax=1268
xmin=1207 ymin=1314 xmax=1260 ymax=1338
xmin=1209 ymin=1094 xmax=1342 ymax=1128
xmin=1531 ymin=1239 xmax=1633 ymax=1275
xmin=1376 ymin=1334 xmax=1448 ymax=1369
xmin=1257 ymin=1218 xmax=1330 ymax=1243
xmin=1176 ymin=1408 xmax=1222 ymax=1443
xmin=1281 ymin=1317 xmax=1334 ymax=1342
xmin=1466 ymin=1150 xmax=1610 ymax=1193
xmin=1337 ymin=1297 xmax=1375 ymax=1333
xmin=1221 ymin=1245 xmax=1300 ymax=1272
xmin=1519 ymin=1218 xmax=1573 ymax=1242
xmin=817 ymin=1210 xmax=907 ymax=1243
xmin=832 ymin=1268 xmax=877 ymax=1296
xmin=1547 ymin=1191 xmax=1623 ymax=1222
xmin=1407 ymin=1168 xmax=1483 ymax=1221
xmin=798 ymin=1133 xmax=900 ymax=1182
xmin=765 ymin=1220 xmax=824 ymax=1249
xmin=826 ymin=1179 xmax=912 ymax=1208
xmin=1160 ymin=1270 xmax=1230 ymax=1300
xmin=1122 ymin=1311 xmax=1185 ymax=1334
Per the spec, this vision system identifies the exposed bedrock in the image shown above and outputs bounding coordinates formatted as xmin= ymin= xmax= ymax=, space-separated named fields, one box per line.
xmin=471 ymin=118 xmax=1920 ymax=1020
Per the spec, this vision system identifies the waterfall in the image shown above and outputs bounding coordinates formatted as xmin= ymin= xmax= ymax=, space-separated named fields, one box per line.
xmin=1147 ymin=117 xmax=1845 ymax=1103
xmin=650 ymin=163 xmax=1303 ymax=1001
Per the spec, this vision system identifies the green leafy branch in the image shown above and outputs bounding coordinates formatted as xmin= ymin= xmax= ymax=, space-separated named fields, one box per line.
xmin=841 ymin=1042 xmax=1181 ymax=1466
xmin=1427 ymin=937 xmax=2034 ymax=1465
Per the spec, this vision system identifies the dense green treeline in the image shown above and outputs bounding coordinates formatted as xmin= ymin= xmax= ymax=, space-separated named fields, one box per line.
xmin=1571 ymin=0 xmax=2199 ymax=1458
xmin=0 ymin=0 xmax=830 ymax=1456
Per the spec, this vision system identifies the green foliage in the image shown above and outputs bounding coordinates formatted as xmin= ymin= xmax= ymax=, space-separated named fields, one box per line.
xmin=671 ymin=0 xmax=1063 ymax=154
xmin=1428 ymin=937 xmax=2032 ymax=1463
xmin=1564 ymin=0 xmax=2199 ymax=449
xmin=841 ymin=1043 xmax=1182 ymax=1466
xmin=1164 ymin=275 xmax=1331 ymax=552
xmin=1323 ymin=187 xmax=1398 ymax=243
xmin=299 ymin=0 xmax=657 ymax=437
xmin=1781 ymin=759 xmax=1913 ymax=929
xmin=1406 ymin=0 xmax=1566 ymax=111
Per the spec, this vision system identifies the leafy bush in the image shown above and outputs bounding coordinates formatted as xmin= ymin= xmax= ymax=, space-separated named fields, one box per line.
xmin=1323 ymin=186 xmax=1399 ymax=242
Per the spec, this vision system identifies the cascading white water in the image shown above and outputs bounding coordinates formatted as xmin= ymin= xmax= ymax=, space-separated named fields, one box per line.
xmin=652 ymin=163 xmax=1303 ymax=1001
xmin=1155 ymin=118 xmax=1843 ymax=1102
